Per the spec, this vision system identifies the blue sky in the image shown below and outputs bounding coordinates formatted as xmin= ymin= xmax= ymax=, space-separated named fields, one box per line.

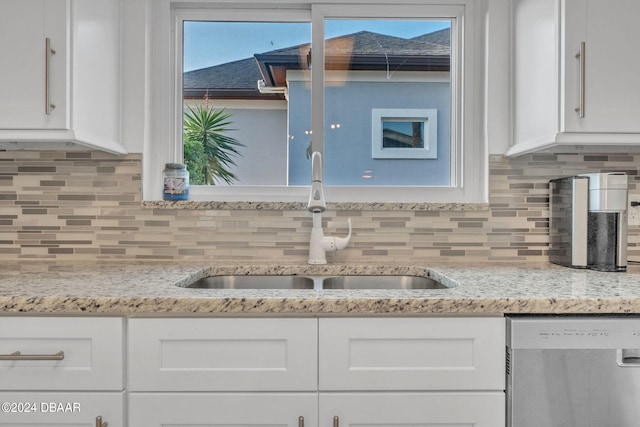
xmin=184 ymin=20 xmax=450 ymax=72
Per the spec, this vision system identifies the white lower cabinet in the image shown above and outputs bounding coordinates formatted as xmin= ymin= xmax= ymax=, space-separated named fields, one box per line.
xmin=128 ymin=318 xmax=319 ymax=427
xmin=318 ymin=317 xmax=505 ymax=427
xmin=128 ymin=318 xmax=318 ymax=391
xmin=0 ymin=317 xmax=125 ymax=426
xmin=0 ymin=317 xmax=124 ymax=390
xmin=319 ymin=317 xmax=505 ymax=391
xmin=127 ymin=317 xmax=505 ymax=427
xmin=129 ymin=393 xmax=318 ymax=427
xmin=0 ymin=316 xmax=506 ymax=426
xmin=320 ymin=392 xmax=505 ymax=427
xmin=128 ymin=392 xmax=504 ymax=427
xmin=0 ymin=392 xmax=124 ymax=426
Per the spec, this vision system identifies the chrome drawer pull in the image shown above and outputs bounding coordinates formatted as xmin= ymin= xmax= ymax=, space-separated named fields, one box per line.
xmin=333 ymin=416 xmax=339 ymax=427
xmin=0 ymin=350 xmax=64 ymax=361
xmin=299 ymin=416 xmax=304 ymax=427
xmin=96 ymin=416 xmax=108 ymax=427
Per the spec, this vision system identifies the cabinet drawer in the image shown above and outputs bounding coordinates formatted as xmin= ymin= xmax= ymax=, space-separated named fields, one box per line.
xmin=320 ymin=392 xmax=504 ymax=427
xmin=0 ymin=391 xmax=124 ymax=426
xmin=319 ymin=317 xmax=505 ymax=390
xmin=130 ymin=393 xmax=317 ymax=427
xmin=0 ymin=317 xmax=124 ymax=390
xmin=129 ymin=318 xmax=318 ymax=391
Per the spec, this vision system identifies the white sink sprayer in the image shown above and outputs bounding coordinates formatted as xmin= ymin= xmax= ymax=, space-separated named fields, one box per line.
xmin=307 ymin=151 xmax=351 ymax=264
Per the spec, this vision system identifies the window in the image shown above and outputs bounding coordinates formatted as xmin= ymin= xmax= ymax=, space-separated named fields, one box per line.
xmin=372 ymin=109 xmax=438 ymax=160
xmin=320 ymin=15 xmax=451 ymax=188
xmin=145 ymin=0 xmax=485 ymax=203
xmin=182 ymin=19 xmax=311 ymax=186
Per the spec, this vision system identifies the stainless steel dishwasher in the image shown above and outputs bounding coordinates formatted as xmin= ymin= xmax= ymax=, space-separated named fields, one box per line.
xmin=507 ymin=316 xmax=640 ymax=427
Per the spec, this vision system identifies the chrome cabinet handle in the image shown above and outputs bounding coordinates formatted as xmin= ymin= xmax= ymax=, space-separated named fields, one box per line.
xmin=333 ymin=416 xmax=339 ymax=427
xmin=0 ymin=350 xmax=64 ymax=361
xmin=45 ymin=37 xmax=57 ymax=115
xmin=299 ymin=416 xmax=304 ymax=427
xmin=574 ymin=41 xmax=585 ymax=118
xmin=96 ymin=416 xmax=108 ymax=427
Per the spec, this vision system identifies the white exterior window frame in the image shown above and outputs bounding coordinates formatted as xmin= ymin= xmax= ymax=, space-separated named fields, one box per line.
xmin=144 ymin=0 xmax=486 ymax=203
xmin=371 ymin=108 xmax=439 ymax=160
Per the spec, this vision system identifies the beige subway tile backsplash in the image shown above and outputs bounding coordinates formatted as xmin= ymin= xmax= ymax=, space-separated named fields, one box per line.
xmin=1 ymin=151 xmax=639 ymax=262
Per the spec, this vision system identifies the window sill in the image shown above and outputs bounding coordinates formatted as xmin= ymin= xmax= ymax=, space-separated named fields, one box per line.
xmin=140 ymin=200 xmax=490 ymax=211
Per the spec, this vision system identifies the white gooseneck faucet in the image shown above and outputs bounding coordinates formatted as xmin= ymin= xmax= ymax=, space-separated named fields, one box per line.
xmin=307 ymin=151 xmax=352 ymax=264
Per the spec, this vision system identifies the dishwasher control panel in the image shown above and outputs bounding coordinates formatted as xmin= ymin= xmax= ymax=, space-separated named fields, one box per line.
xmin=507 ymin=317 xmax=640 ymax=349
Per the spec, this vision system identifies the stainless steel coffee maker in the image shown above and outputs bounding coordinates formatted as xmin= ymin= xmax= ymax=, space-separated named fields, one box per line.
xmin=549 ymin=172 xmax=628 ymax=272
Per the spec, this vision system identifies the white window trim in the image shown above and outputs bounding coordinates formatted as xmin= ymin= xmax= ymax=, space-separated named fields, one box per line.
xmin=371 ymin=108 xmax=438 ymax=160
xmin=144 ymin=0 xmax=487 ymax=203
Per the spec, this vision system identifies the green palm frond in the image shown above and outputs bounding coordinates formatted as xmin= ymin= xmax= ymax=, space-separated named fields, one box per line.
xmin=183 ymin=105 xmax=245 ymax=185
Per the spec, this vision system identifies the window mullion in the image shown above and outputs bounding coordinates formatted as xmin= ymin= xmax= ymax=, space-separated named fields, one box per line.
xmin=310 ymin=5 xmax=325 ymax=157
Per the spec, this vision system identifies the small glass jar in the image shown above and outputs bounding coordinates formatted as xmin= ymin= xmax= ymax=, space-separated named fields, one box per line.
xmin=162 ymin=163 xmax=189 ymax=201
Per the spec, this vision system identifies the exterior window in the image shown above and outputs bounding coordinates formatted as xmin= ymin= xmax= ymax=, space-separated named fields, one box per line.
xmin=146 ymin=1 xmax=484 ymax=203
xmin=372 ymin=109 xmax=438 ymax=161
xmin=321 ymin=19 xmax=450 ymax=186
xmin=183 ymin=20 xmax=311 ymax=186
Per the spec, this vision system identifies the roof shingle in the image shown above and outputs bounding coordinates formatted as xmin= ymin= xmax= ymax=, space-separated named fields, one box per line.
xmin=184 ymin=29 xmax=450 ymax=98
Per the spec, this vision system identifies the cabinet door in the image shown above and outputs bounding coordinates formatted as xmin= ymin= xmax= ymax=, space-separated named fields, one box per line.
xmin=129 ymin=318 xmax=318 ymax=391
xmin=0 ymin=0 xmax=69 ymax=129
xmin=319 ymin=317 xmax=504 ymax=391
xmin=0 ymin=317 xmax=124 ymax=391
xmin=320 ymin=393 xmax=504 ymax=427
xmin=0 ymin=391 xmax=124 ymax=426
xmin=563 ymin=0 xmax=640 ymax=133
xmin=130 ymin=393 xmax=318 ymax=427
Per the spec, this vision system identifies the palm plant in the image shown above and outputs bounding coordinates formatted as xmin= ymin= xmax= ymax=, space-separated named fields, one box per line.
xmin=183 ymin=105 xmax=245 ymax=185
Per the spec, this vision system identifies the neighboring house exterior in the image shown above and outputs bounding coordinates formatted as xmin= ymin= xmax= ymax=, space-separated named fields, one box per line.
xmin=183 ymin=28 xmax=451 ymax=186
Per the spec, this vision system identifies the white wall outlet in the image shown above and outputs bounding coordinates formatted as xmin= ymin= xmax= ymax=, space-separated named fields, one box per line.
xmin=629 ymin=195 xmax=640 ymax=226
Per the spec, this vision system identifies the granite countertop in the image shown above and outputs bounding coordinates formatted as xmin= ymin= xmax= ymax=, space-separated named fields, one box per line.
xmin=1 ymin=261 xmax=640 ymax=315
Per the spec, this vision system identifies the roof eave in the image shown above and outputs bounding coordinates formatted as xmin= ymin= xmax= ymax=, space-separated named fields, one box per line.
xmin=183 ymin=88 xmax=284 ymax=101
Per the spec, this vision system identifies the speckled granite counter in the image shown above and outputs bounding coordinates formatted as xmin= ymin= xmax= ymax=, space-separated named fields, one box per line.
xmin=141 ymin=200 xmax=489 ymax=211
xmin=2 ymin=261 xmax=640 ymax=315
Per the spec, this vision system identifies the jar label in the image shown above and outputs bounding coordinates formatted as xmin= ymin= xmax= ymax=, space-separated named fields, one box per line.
xmin=164 ymin=177 xmax=188 ymax=195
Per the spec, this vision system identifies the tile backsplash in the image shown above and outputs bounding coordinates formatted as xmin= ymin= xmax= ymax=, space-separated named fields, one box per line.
xmin=1 ymin=150 xmax=639 ymax=262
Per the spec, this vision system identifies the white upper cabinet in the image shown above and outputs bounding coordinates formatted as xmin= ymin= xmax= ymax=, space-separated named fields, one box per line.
xmin=0 ymin=0 xmax=127 ymax=155
xmin=0 ymin=1 xmax=68 ymax=130
xmin=508 ymin=0 xmax=640 ymax=156
xmin=562 ymin=0 xmax=640 ymax=134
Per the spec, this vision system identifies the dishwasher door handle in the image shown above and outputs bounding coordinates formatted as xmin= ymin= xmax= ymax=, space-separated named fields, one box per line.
xmin=617 ymin=349 xmax=640 ymax=366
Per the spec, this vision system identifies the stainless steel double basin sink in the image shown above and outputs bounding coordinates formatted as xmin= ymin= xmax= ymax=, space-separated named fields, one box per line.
xmin=183 ymin=275 xmax=450 ymax=290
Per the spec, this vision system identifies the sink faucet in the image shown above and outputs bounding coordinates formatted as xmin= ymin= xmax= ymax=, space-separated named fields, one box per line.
xmin=307 ymin=151 xmax=352 ymax=265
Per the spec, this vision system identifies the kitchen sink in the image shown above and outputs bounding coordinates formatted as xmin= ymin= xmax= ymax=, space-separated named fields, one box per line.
xmin=183 ymin=275 xmax=450 ymax=290
xmin=186 ymin=275 xmax=315 ymax=290
xmin=321 ymin=275 xmax=448 ymax=290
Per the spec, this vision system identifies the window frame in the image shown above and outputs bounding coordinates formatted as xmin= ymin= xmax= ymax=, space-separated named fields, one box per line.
xmin=145 ymin=0 xmax=486 ymax=203
xmin=371 ymin=108 xmax=439 ymax=160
